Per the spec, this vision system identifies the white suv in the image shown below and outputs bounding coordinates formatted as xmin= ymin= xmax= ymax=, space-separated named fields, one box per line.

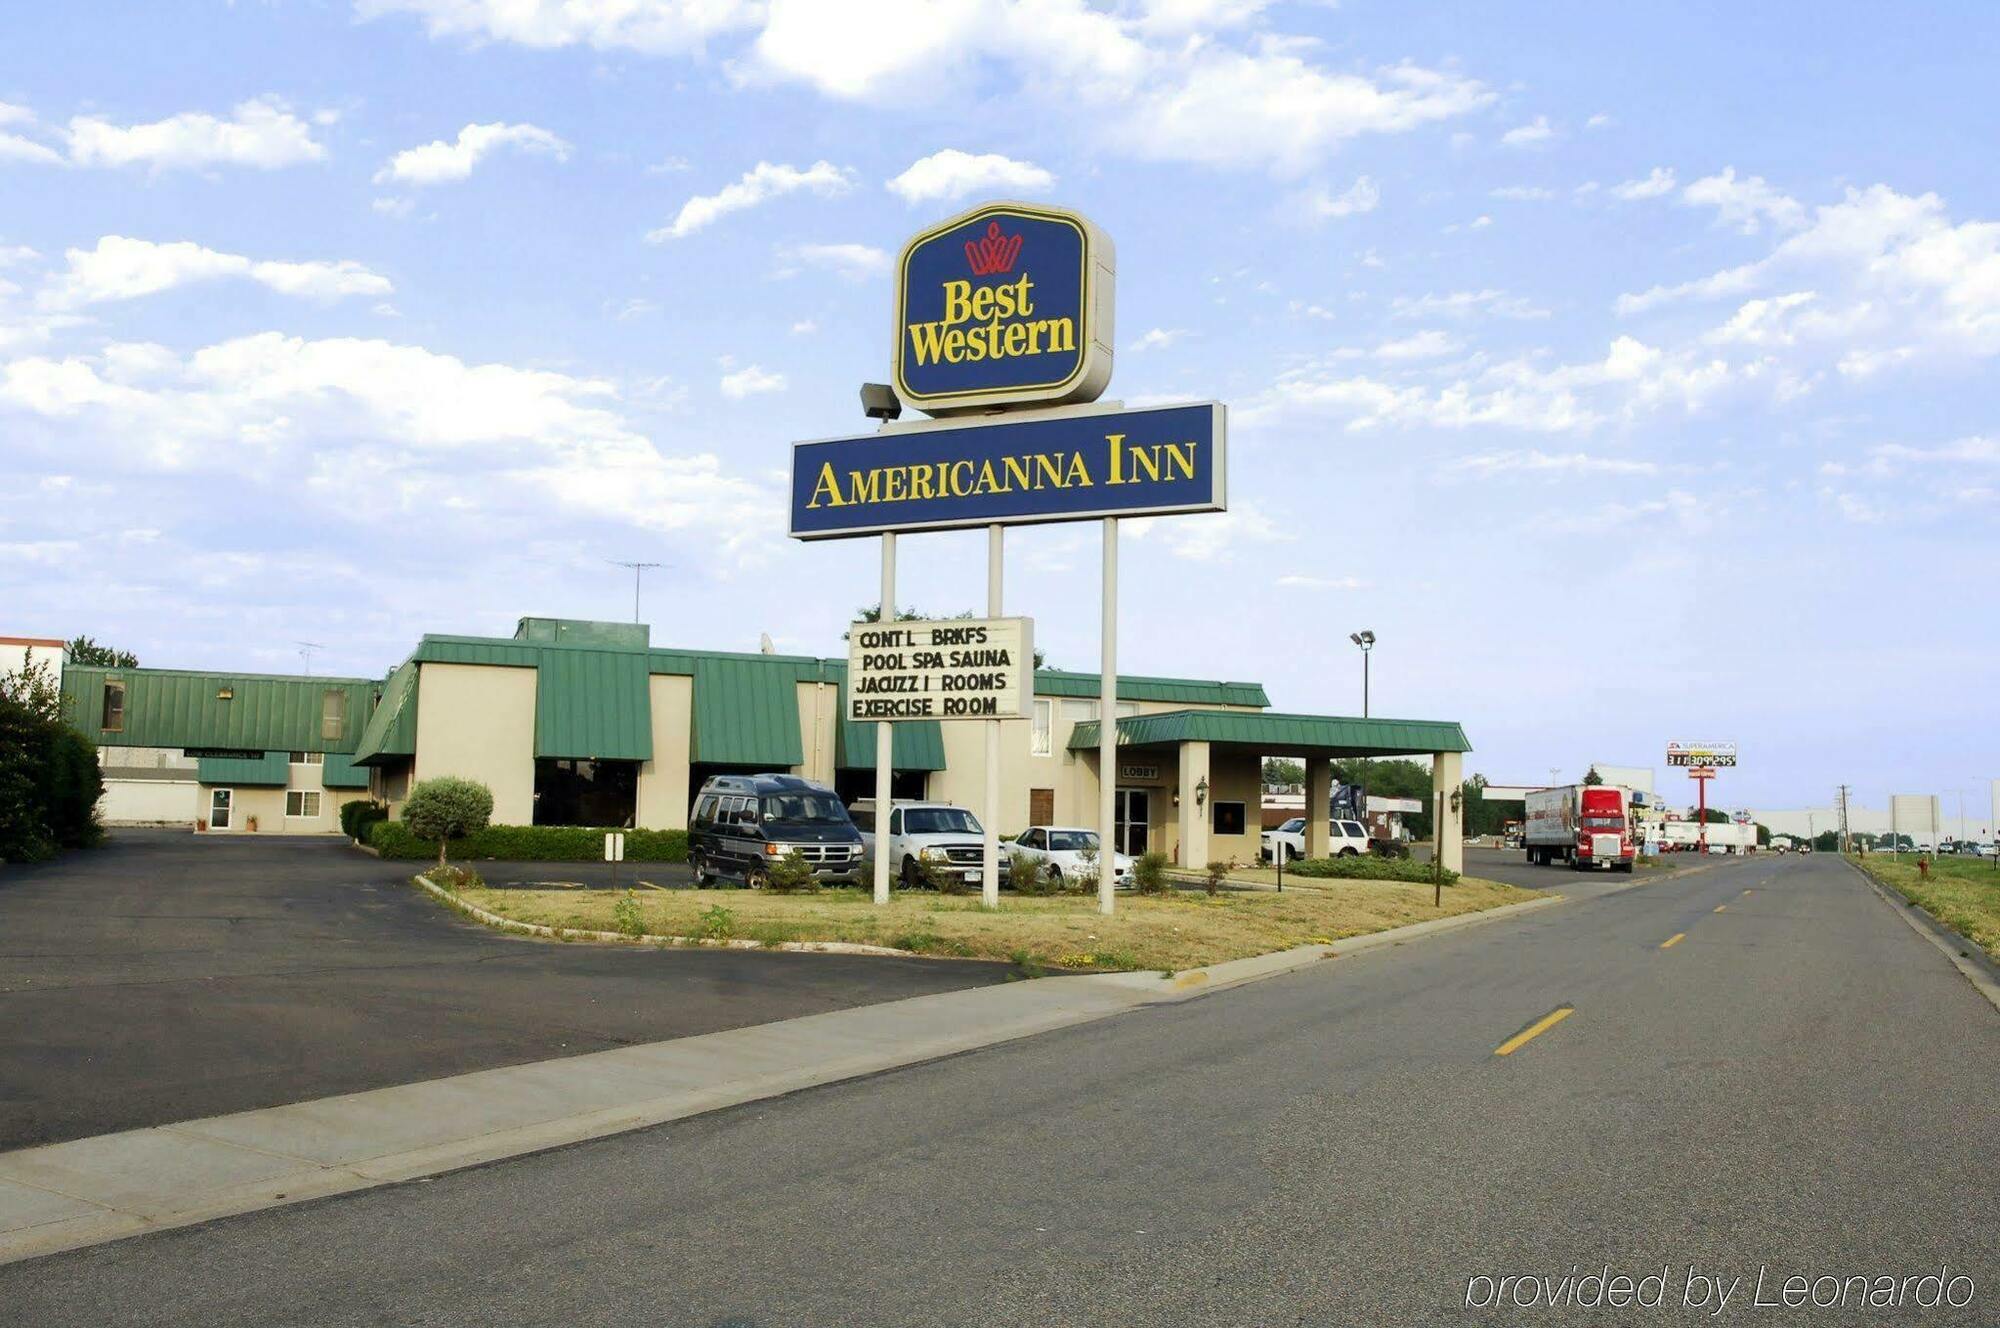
xmin=851 ymin=801 xmax=988 ymax=890
xmin=1261 ymin=817 xmax=1372 ymax=863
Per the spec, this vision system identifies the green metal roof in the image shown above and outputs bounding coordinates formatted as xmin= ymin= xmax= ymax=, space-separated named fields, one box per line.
xmin=828 ymin=668 xmax=947 ymax=771
xmin=321 ymin=751 xmax=371 ymax=789
xmin=1034 ymin=670 xmax=1269 ymax=708
xmin=515 ymin=617 xmax=649 ymax=650
xmin=61 ymin=667 xmax=376 ymax=754
xmin=536 ymin=648 xmax=653 ymax=760
xmin=1068 ymin=709 xmax=1471 ymax=757
xmin=352 ymin=660 xmax=418 ymax=766
xmin=690 ymin=656 xmax=804 ymax=767
xmin=195 ymin=750 xmax=290 ymax=786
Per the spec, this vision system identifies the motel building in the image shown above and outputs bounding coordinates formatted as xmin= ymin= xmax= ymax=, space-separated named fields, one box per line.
xmin=56 ymin=616 xmax=1471 ymax=871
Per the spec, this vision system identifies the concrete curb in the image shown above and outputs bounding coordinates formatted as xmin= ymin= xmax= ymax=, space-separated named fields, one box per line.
xmin=0 ymin=876 xmax=1567 ymax=1268
xmin=1843 ymin=858 xmax=2000 ymax=1016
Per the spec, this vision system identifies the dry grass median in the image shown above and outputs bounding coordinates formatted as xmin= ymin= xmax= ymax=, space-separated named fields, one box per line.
xmin=453 ymin=877 xmax=1533 ymax=972
xmin=1851 ymin=854 xmax=2000 ymax=960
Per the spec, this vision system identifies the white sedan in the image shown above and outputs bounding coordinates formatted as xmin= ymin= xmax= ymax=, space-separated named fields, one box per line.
xmin=1009 ymin=826 xmax=1134 ymax=888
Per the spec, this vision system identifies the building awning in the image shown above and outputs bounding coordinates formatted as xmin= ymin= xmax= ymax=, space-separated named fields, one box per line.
xmin=1069 ymin=709 xmax=1471 ymax=758
xmin=196 ymin=751 xmax=290 ymax=786
xmin=352 ymin=660 xmax=418 ymax=766
xmin=536 ymin=648 xmax=652 ymax=761
xmin=321 ymin=751 xmax=371 ymax=789
xmin=833 ymin=680 xmax=947 ymax=772
xmin=691 ymin=657 xmax=804 ymax=767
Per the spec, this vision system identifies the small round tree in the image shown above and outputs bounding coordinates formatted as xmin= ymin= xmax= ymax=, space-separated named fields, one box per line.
xmin=402 ymin=776 xmax=494 ymax=866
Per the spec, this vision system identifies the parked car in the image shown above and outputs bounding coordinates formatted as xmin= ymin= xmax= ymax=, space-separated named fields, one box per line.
xmin=850 ymin=800 xmax=988 ymax=890
xmin=688 ymin=773 xmax=864 ymax=887
xmin=1009 ymin=826 xmax=1133 ymax=888
xmin=1260 ymin=816 xmax=1371 ymax=863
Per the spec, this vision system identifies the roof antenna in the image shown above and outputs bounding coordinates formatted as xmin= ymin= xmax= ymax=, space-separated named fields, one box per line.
xmin=607 ymin=560 xmax=665 ymax=623
xmin=296 ymin=641 xmax=324 ymax=675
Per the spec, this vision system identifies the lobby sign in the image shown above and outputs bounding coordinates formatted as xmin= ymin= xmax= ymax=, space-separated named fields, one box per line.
xmin=894 ymin=201 xmax=1114 ymax=415
xmin=848 ymin=617 xmax=1033 ymax=722
xmin=1667 ymin=741 xmax=1737 ymax=768
xmin=790 ymin=401 xmax=1225 ymax=540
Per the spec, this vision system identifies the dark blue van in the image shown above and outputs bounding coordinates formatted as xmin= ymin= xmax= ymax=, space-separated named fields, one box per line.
xmin=687 ymin=774 xmax=865 ymax=887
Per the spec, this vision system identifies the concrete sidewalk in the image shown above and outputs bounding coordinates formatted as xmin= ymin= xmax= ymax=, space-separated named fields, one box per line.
xmin=0 ymin=893 xmax=1565 ymax=1267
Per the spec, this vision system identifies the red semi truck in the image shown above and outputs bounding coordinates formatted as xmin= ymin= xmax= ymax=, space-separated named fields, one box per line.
xmin=1524 ymin=784 xmax=1636 ymax=871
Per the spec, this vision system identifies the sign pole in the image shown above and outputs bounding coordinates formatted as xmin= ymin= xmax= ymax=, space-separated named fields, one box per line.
xmin=1697 ymin=770 xmax=1708 ymax=855
xmin=874 ymin=531 xmax=896 ymax=906
xmin=1099 ymin=516 xmax=1118 ymax=916
xmin=982 ymin=524 xmax=1003 ymax=908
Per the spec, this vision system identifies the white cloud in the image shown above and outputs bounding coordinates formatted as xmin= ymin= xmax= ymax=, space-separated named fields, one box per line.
xmin=1681 ymin=167 xmax=1804 ymax=234
xmin=648 ymin=160 xmax=852 ymax=241
xmin=374 ymin=122 xmax=569 ymax=186
xmin=38 ymin=237 xmax=391 ymax=310
xmin=1302 ymin=175 xmax=1380 ymax=220
xmin=1704 ymin=291 xmax=1818 ymax=347
xmin=66 ymin=98 xmax=326 ymax=170
xmin=1143 ymin=502 xmax=1288 ymax=562
xmin=1128 ymin=327 xmax=1187 ymax=353
xmin=0 ymin=103 xmax=32 ymax=127
xmin=886 ymin=149 xmax=1054 ymax=204
xmin=790 ymin=319 xmax=817 ymax=335
xmin=1391 ymin=289 xmax=1549 ymax=320
xmin=1490 ymin=185 xmax=1554 ymax=201
xmin=372 ymin=196 xmax=416 ymax=218
xmin=1452 ymin=449 xmax=1660 ymax=477
xmin=0 ymin=131 xmax=63 ymax=166
xmin=719 ymin=364 xmax=786 ymax=398
xmin=1370 ymin=330 xmax=1460 ymax=361
xmin=1500 ymin=115 xmax=1553 ymax=148
xmin=1585 ymin=113 xmax=1613 ymax=130
xmin=357 ymin=0 xmax=761 ymax=53
xmin=1612 ymin=167 xmax=1676 ymax=201
xmin=779 ymin=242 xmax=890 ymax=280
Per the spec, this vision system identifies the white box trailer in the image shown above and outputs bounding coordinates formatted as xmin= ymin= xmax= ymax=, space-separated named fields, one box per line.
xmin=1524 ymin=784 xmax=1636 ymax=872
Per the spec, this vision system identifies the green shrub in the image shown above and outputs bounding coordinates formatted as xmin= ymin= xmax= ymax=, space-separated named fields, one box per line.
xmin=697 ymin=903 xmax=735 ymax=940
xmin=340 ymin=798 xmax=388 ymax=843
xmin=0 ymin=658 xmax=103 ymax=862
xmin=764 ymin=849 xmax=818 ymax=894
xmin=612 ymin=891 xmax=645 ymax=937
xmin=1287 ymin=855 xmax=1459 ymax=885
xmin=923 ymin=853 xmax=967 ymax=895
xmin=427 ymin=863 xmax=484 ymax=892
xmin=1204 ymin=859 xmax=1233 ymax=897
xmin=1007 ymin=849 xmax=1051 ymax=895
xmin=368 ymin=821 xmax=691 ymax=863
xmin=1134 ymin=850 xmax=1171 ymax=895
xmin=403 ymin=777 xmax=494 ymax=866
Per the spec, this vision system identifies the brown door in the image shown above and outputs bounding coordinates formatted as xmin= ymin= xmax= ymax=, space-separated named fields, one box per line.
xmin=1029 ymin=787 xmax=1054 ymax=826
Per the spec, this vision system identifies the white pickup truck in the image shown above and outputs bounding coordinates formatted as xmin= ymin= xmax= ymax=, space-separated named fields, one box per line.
xmin=849 ymin=801 xmax=988 ymax=890
xmin=1260 ymin=816 xmax=1372 ymax=863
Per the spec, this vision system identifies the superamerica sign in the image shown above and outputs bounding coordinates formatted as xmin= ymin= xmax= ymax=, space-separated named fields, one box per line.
xmin=894 ymin=201 xmax=1114 ymax=414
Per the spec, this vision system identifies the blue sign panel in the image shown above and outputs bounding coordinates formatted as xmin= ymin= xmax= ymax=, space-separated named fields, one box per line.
xmin=790 ymin=402 xmax=1225 ymax=540
xmin=893 ymin=201 xmax=1112 ymax=414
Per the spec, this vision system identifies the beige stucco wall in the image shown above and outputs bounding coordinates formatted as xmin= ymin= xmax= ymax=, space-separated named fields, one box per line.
xmin=413 ymin=662 xmax=537 ymax=825
xmin=636 ymin=674 xmax=695 ymax=830
xmin=194 ymin=757 xmax=371 ymax=834
xmin=797 ymin=680 xmax=836 ymax=783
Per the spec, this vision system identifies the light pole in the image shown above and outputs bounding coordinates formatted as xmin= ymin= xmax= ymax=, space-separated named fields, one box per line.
xmin=1348 ymin=630 xmax=1375 ymax=718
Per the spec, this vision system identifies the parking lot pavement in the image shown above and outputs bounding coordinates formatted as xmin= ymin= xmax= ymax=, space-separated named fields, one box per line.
xmin=0 ymin=831 xmax=1007 ymax=1152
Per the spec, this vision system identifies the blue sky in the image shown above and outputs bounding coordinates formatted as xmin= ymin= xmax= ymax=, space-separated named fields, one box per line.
xmin=3 ymin=0 xmax=1995 ymax=812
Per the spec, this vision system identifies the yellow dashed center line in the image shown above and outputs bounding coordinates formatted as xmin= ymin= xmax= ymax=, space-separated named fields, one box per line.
xmin=1660 ymin=932 xmax=1686 ymax=949
xmin=1495 ymin=1005 xmax=1575 ymax=1056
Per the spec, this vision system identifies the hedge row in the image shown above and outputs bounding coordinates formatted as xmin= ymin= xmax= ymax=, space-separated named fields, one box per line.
xmin=365 ymin=819 xmax=689 ymax=863
xmin=1 ymin=663 xmax=104 ymax=862
xmin=1283 ymin=855 xmax=1459 ymax=885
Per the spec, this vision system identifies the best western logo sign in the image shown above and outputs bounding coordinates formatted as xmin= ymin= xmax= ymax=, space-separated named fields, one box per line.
xmin=894 ymin=201 xmax=1114 ymax=415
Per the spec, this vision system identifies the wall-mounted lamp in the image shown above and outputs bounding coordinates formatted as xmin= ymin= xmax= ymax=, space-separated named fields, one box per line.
xmin=1449 ymin=787 xmax=1463 ymax=816
xmin=1195 ymin=775 xmax=1209 ymax=810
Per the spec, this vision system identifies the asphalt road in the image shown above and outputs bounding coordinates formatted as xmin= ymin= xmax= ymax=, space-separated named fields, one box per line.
xmin=6 ymin=851 xmax=1994 ymax=1325
xmin=0 ymin=831 xmax=1005 ymax=1150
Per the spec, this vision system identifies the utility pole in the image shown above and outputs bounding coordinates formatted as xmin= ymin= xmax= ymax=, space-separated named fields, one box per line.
xmin=607 ymin=560 xmax=664 ymax=624
xmin=1837 ymin=784 xmax=1851 ymax=854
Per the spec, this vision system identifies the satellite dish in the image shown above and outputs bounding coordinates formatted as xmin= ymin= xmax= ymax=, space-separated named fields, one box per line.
xmin=758 ymin=633 xmax=775 ymax=655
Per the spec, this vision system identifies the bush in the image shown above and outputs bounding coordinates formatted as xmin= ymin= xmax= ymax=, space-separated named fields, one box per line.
xmin=1008 ymin=849 xmax=1052 ymax=896
xmin=427 ymin=863 xmax=484 ymax=892
xmin=697 ymin=903 xmax=735 ymax=940
xmin=1287 ymin=855 xmax=1459 ymax=885
xmin=1134 ymin=851 xmax=1171 ymax=895
xmin=612 ymin=890 xmax=645 ymax=936
xmin=340 ymin=798 xmax=388 ymax=843
xmin=367 ymin=821 xmax=690 ymax=863
xmin=403 ymin=777 xmax=494 ymax=865
xmin=0 ymin=659 xmax=103 ymax=862
xmin=1204 ymin=859 xmax=1233 ymax=897
xmin=764 ymin=849 xmax=818 ymax=894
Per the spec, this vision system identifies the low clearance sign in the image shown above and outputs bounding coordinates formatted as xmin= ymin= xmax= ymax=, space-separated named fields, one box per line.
xmin=893 ymin=201 xmax=1114 ymax=415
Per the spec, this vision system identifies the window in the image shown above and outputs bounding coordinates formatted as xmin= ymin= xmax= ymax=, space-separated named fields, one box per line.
xmin=532 ymin=758 xmax=638 ymax=827
xmin=285 ymin=790 xmax=322 ymax=818
xmin=1048 ymin=830 xmax=1099 ymax=852
xmin=760 ymin=793 xmax=846 ymax=824
xmin=1032 ymin=699 xmax=1053 ymax=756
xmin=693 ymin=794 xmax=718 ymax=827
xmin=1341 ymin=820 xmax=1367 ymax=838
xmin=1020 ymin=829 xmax=1045 ymax=849
xmin=289 ymin=751 xmax=323 ymax=765
xmin=1212 ymin=802 xmax=1247 ymax=836
xmin=101 ymin=681 xmax=125 ymax=732
xmin=320 ymin=689 xmax=347 ymax=742
xmin=903 ymin=806 xmax=981 ymax=835
xmin=1281 ymin=818 xmax=1305 ymax=834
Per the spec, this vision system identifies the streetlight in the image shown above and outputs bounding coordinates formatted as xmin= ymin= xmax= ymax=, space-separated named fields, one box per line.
xmin=1348 ymin=630 xmax=1375 ymax=718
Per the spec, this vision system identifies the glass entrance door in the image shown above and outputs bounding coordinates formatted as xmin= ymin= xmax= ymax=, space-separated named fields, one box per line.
xmin=209 ymin=788 xmax=233 ymax=830
xmin=1114 ymin=788 xmax=1149 ymax=856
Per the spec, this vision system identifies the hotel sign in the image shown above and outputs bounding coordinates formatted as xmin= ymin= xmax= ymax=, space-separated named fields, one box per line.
xmin=1667 ymin=741 xmax=1737 ymax=768
xmin=791 ymin=401 xmax=1225 ymax=539
xmin=894 ymin=201 xmax=1114 ymax=415
xmin=848 ymin=617 xmax=1033 ymax=722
